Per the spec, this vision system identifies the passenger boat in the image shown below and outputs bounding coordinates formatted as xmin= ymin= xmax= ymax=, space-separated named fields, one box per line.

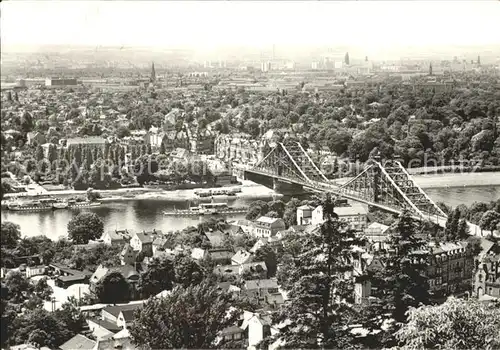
xmin=67 ymin=199 xmax=102 ymax=208
xmin=163 ymin=202 xmax=247 ymax=216
xmin=7 ymin=200 xmax=53 ymax=211
xmin=52 ymin=201 xmax=69 ymax=209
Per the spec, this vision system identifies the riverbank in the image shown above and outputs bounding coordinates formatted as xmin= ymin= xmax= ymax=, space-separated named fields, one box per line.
xmin=103 ymin=180 xmax=281 ymax=202
xmin=336 ymin=171 xmax=500 ymax=189
xmin=3 ymin=180 xmax=280 ymax=204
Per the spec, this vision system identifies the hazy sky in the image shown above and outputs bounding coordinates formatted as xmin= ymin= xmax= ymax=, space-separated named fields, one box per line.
xmin=2 ymin=1 xmax=500 ymax=49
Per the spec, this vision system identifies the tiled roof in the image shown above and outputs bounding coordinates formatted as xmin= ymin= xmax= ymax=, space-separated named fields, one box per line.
xmin=256 ymin=216 xmax=282 ymax=224
xmin=244 ymin=279 xmax=278 ymax=290
xmin=66 ymin=136 xmax=106 ymax=145
xmin=232 ymin=249 xmax=252 ymax=265
xmin=103 ymin=303 xmax=143 ymax=318
xmin=134 ymin=230 xmax=156 ymax=244
xmin=59 ymin=334 xmax=97 ymax=350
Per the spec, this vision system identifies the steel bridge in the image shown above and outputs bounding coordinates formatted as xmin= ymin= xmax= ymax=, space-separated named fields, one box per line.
xmin=244 ymin=140 xmax=451 ymax=227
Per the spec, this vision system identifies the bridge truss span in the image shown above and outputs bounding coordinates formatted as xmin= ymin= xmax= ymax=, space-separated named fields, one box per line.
xmin=252 ymin=141 xmax=332 ymax=185
xmin=248 ymin=142 xmax=449 ymax=224
xmin=339 ymin=159 xmax=448 ymax=220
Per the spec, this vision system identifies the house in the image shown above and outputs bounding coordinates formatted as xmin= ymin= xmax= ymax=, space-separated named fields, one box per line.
xmin=26 ymin=131 xmax=46 ymax=146
xmin=427 ymin=241 xmax=474 ymax=296
xmin=10 ymin=345 xmax=50 ymax=350
xmin=130 ymin=230 xmax=159 ymax=255
xmin=214 ymin=265 xmax=240 ymax=279
xmin=101 ymin=303 xmax=143 ymax=327
xmin=102 ymin=229 xmax=130 ymax=246
xmin=66 ymin=136 xmax=106 ymax=151
xmin=219 ymin=325 xmax=246 ymax=345
xmin=240 ymin=262 xmax=268 ymax=280
xmin=473 ymin=252 xmax=500 ymax=300
xmin=25 ymin=265 xmax=46 ymax=278
xmin=87 ymin=318 xmax=122 ymax=339
xmin=59 ymin=334 xmax=96 ymax=350
xmin=363 ymin=222 xmax=390 ymax=244
xmin=243 ymin=279 xmax=280 ymax=301
xmin=209 ymin=248 xmax=234 ymax=264
xmin=191 ymin=248 xmax=208 ymax=261
xmin=120 ymin=244 xmax=136 ymax=266
xmin=90 ymin=264 xmax=140 ymax=291
xmin=152 ymin=236 xmax=171 ymax=256
xmin=204 ymin=230 xmax=226 ymax=248
xmin=312 ymin=202 xmax=368 ymax=231
xmin=242 ymin=312 xmax=283 ymax=350
xmin=223 ymin=224 xmax=245 ymax=236
xmin=232 ymin=249 xmax=253 ymax=265
xmin=56 ymin=274 xmax=89 ymax=288
xmin=296 ymin=204 xmax=314 ymax=225
xmin=253 ymin=217 xmax=286 ymax=238
xmin=117 ymin=308 xmax=140 ymax=329
xmin=217 ymin=281 xmax=242 ymax=294
xmin=93 ymin=328 xmax=135 ymax=349
xmin=250 ymin=239 xmax=267 ymax=254
xmin=231 ymin=219 xmax=254 ymax=234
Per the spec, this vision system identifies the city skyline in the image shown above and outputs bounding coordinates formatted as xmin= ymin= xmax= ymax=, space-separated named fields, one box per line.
xmin=2 ymin=1 xmax=500 ymax=54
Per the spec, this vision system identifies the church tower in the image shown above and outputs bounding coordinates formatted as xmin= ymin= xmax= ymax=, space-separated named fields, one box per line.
xmin=150 ymin=62 xmax=156 ymax=83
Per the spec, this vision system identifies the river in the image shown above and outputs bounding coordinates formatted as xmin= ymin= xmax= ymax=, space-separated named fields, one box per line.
xmin=2 ymin=176 xmax=499 ymax=240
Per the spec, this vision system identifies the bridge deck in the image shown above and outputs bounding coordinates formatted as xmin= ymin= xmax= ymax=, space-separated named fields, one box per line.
xmin=245 ymin=168 xmax=490 ymax=236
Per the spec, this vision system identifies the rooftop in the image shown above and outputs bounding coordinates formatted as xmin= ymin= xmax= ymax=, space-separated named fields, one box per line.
xmin=59 ymin=334 xmax=97 ymax=350
xmin=256 ymin=216 xmax=283 ymax=224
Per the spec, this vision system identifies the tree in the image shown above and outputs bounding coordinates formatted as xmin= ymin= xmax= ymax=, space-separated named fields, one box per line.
xmin=457 ymin=218 xmax=470 ymax=239
xmin=20 ymin=112 xmax=33 ymax=133
xmin=254 ymin=245 xmax=278 ymax=277
xmin=268 ymin=200 xmax=285 ymax=218
xmin=283 ymin=198 xmax=301 ymax=227
xmin=479 ymin=210 xmax=500 ymax=232
xmin=173 ymin=255 xmax=204 ymax=288
xmin=53 ymin=302 xmax=86 ymax=335
xmin=245 ymin=200 xmax=269 ymax=220
xmin=116 ymin=125 xmax=131 ymax=139
xmin=273 ymin=194 xmax=363 ymax=348
xmin=9 ymin=307 xmax=75 ymax=348
xmin=1 ymin=180 xmax=13 ymax=200
xmin=94 ymin=271 xmax=130 ymax=304
xmin=47 ymin=143 xmax=58 ymax=165
xmin=396 ymin=297 xmax=500 ymax=349
xmin=138 ymin=257 xmax=175 ymax=298
xmin=365 ymin=210 xmax=430 ymax=346
xmin=35 ymin=145 xmax=44 ymax=162
xmin=326 ymin=129 xmax=352 ymax=156
xmin=444 ymin=207 xmax=461 ymax=240
xmin=130 ymin=282 xmax=241 ymax=349
xmin=67 ymin=212 xmax=104 ymax=244
xmin=1 ymin=222 xmax=21 ymax=248
xmin=3 ymin=270 xmax=32 ymax=304
xmin=34 ymin=277 xmax=52 ymax=301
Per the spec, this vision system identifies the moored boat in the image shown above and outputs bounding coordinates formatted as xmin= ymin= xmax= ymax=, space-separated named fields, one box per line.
xmin=163 ymin=202 xmax=247 ymax=216
xmin=52 ymin=201 xmax=69 ymax=209
xmin=7 ymin=200 xmax=53 ymax=212
xmin=67 ymin=199 xmax=102 ymax=208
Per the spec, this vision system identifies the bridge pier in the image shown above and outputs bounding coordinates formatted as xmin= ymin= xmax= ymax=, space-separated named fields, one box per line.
xmin=273 ymin=178 xmax=304 ymax=195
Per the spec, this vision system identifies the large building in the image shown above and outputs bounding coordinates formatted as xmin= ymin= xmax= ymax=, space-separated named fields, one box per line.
xmin=427 ymin=241 xmax=475 ymax=297
xmin=311 ymin=202 xmax=369 ymax=231
xmin=253 ymin=216 xmax=286 ymax=238
xmin=215 ymin=134 xmax=267 ymax=165
xmin=65 ymin=136 xmax=106 ymax=151
xmin=45 ymin=78 xmax=78 ymax=87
